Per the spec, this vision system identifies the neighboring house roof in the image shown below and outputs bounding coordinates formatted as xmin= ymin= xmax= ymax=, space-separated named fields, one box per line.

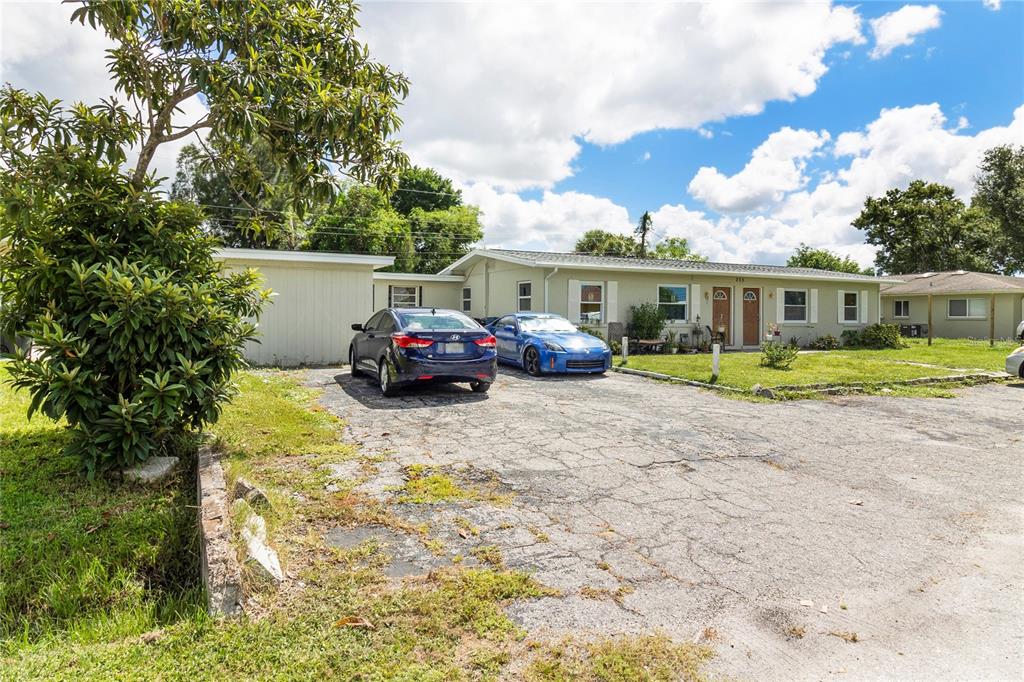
xmin=880 ymin=271 xmax=1024 ymax=296
xmin=216 ymin=248 xmax=395 ymax=269
xmin=440 ymin=248 xmax=896 ymax=283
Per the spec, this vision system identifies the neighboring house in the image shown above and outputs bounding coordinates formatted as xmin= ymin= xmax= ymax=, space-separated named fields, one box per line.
xmin=880 ymin=270 xmax=1024 ymax=341
xmin=217 ymin=246 xmax=895 ymax=365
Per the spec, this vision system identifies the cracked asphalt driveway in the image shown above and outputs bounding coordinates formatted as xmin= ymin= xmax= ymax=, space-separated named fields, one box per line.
xmin=309 ymin=367 xmax=1024 ymax=681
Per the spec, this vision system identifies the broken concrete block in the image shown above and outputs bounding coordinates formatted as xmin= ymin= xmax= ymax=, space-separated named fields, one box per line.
xmin=241 ymin=513 xmax=284 ymax=583
xmin=123 ymin=456 xmax=178 ymax=485
xmin=233 ymin=476 xmax=272 ymax=510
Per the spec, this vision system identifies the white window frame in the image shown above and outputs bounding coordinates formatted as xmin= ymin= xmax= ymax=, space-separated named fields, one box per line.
xmin=390 ymin=285 xmax=418 ymax=308
xmin=781 ymin=288 xmax=808 ymax=324
xmin=517 ymin=281 xmax=533 ymax=312
xmin=841 ymin=290 xmax=860 ymax=325
xmin=577 ymin=281 xmax=605 ymax=324
xmin=462 ymin=287 xmax=472 ymax=312
xmin=893 ymin=299 xmax=910 ymax=319
xmin=657 ymin=284 xmax=689 ymax=323
xmin=947 ymin=297 xmax=986 ymax=320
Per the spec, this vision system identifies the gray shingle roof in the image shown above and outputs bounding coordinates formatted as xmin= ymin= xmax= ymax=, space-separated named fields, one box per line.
xmin=880 ymin=271 xmax=1024 ymax=295
xmin=473 ymin=249 xmax=890 ymax=282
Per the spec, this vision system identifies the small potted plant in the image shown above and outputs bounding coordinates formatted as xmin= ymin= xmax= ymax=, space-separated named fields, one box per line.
xmin=664 ymin=330 xmax=678 ymax=354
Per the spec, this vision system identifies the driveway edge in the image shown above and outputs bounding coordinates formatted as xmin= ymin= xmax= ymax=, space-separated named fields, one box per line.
xmin=197 ymin=443 xmax=243 ymax=618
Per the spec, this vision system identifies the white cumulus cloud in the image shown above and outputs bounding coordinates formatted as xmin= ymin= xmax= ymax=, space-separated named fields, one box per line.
xmin=687 ymin=127 xmax=830 ymax=213
xmin=358 ymin=1 xmax=863 ymax=190
xmin=869 ymin=4 xmax=943 ymax=60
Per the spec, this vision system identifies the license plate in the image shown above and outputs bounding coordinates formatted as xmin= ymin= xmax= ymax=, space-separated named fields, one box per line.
xmin=441 ymin=342 xmax=465 ymax=354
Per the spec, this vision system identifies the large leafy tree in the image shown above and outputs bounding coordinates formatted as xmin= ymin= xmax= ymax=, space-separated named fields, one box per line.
xmin=650 ymin=237 xmax=707 ymax=262
xmin=635 ymin=211 xmax=654 ymax=257
xmin=574 ymin=229 xmax=639 ymax=257
xmin=787 ymin=244 xmax=872 ymax=275
xmin=308 ymin=185 xmax=418 ymax=271
xmin=408 ymin=206 xmax=484 ymax=274
xmin=390 ymin=166 xmax=462 ymax=215
xmin=0 ymin=0 xmax=409 ymax=473
xmin=972 ymin=144 xmax=1024 ymax=273
xmin=853 ymin=180 xmax=998 ymax=275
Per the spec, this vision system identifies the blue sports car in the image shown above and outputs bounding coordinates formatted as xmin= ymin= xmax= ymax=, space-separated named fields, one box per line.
xmin=487 ymin=313 xmax=611 ymax=376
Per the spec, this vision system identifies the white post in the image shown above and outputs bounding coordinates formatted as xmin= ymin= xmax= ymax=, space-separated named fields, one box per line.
xmin=621 ymin=336 xmax=629 ymax=364
xmin=712 ymin=343 xmax=721 ymax=381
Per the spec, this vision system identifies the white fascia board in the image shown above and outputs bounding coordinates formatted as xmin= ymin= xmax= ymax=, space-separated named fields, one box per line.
xmin=529 ymin=260 xmax=899 ymax=284
xmin=438 ymin=249 xmax=539 ymax=275
xmin=881 ymin=289 xmax=1021 ymax=297
xmin=216 ymin=248 xmax=395 ymax=269
xmin=373 ymin=272 xmax=465 ymax=282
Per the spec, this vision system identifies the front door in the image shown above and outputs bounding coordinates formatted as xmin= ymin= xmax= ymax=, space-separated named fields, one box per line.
xmin=712 ymin=287 xmax=731 ymax=346
xmin=742 ymin=288 xmax=760 ymax=346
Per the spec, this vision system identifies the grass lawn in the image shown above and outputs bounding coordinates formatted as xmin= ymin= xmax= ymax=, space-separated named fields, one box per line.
xmin=3 ymin=367 xmax=712 ymax=681
xmin=620 ymin=338 xmax=1015 ymax=392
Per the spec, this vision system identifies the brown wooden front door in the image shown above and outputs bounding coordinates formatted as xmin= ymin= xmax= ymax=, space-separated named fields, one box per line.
xmin=712 ymin=287 xmax=731 ymax=345
xmin=742 ymin=287 xmax=760 ymax=346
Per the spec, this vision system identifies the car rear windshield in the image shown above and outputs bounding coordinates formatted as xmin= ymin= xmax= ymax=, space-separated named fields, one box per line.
xmin=519 ymin=317 xmax=577 ymax=333
xmin=399 ymin=311 xmax=480 ymax=331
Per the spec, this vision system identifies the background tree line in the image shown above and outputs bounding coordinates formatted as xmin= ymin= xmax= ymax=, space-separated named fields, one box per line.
xmin=574 ymin=144 xmax=1021 ymax=277
xmin=172 ymin=142 xmax=482 ymax=273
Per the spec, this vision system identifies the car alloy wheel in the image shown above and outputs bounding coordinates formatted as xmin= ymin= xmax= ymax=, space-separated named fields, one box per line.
xmin=379 ymin=361 xmax=397 ymax=397
xmin=524 ymin=347 xmax=542 ymax=377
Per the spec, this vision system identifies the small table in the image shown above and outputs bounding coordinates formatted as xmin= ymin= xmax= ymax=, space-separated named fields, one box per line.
xmin=632 ymin=339 xmax=665 ymax=354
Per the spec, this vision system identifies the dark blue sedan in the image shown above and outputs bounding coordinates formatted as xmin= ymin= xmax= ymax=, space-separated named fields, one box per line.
xmin=487 ymin=313 xmax=611 ymax=376
xmin=349 ymin=308 xmax=497 ymax=396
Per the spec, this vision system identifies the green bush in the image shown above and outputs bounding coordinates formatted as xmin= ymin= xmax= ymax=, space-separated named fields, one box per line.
xmin=628 ymin=302 xmax=666 ymax=340
xmin=809 ymin=334 xmax=841 ymax=350
xmin=0 ymin=157 xmax=268 ymax=476
xmin=842 ymin=324 xmax=903 ymax=349
xmin=760 ymin=342 xmax=799 ymax=369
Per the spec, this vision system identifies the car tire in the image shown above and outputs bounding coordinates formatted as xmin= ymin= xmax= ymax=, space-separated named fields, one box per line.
xmin=378 ymin=360 xmax=399 ymax=397
xmin=470 ymin=381 xmax=491 ymax=393
xmin=523 ymin=347 xmax=542 ymax=377
xmin=349 ymin=346 xmax=362 ymax=377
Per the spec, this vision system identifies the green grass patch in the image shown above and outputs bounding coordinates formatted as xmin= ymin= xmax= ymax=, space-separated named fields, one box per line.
xmin=621 ymin=338 xmax=1013 ymax=391
xmin=0 ymin=365 xmax=204 ymax=650
xmin=525 ymin=634 xmax=712 ymax=682
xmin=396 ymin=464 xmax=513 ymax=506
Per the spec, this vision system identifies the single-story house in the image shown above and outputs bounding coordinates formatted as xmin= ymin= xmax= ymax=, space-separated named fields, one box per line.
xmin=219 ymin=247 xmax=896 ymax=366
xmin=880 ymin=270 xmax=1024 ymax=340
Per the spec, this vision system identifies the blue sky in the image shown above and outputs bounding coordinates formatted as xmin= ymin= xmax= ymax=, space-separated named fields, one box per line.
xmin=555 ymin=1 xmax=1023 ymax=220
xmin=2 ymin=1 xmax=1022 ymax=266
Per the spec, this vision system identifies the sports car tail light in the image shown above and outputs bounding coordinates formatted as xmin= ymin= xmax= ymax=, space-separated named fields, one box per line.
xmin=473 ymin=335 xmax=497 ymax=348
xmin=391 ymin=334 xmax=434 ymax=348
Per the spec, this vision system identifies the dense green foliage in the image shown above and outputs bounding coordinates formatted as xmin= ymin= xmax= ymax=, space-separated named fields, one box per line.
xmin=808 ymin=334 xmax=841 ymax=350
xmin=0 ymin=151 xmax=267 ymax=474
xmin=972 ymin=144 xmax=1023 ymax=274
xmin=628 ymin=302 xmax=667 ymax=340
xmin=170 ymin=139 xmax=307 ymax=249
xmin=760 ymin=342 xmax=799 ymax=369
xmin=635 ymin=211 xmax=654 ymax=256
xmin=841 ymin=323 xmax=903 ymax=350
xmin=575 ymin=230 xmax=706 ymax=262
xmin=650 ymin=236 xmax=707 ymax=262
xmin=390 ymin=165 xmax=462 ymax=215
xmin=787 ymin=244 xmax=872 ymax=275
xmin=854 ymin=180 xmax=998 ymax=275
xmin=306 ymin=183 xmax=482 ymax=273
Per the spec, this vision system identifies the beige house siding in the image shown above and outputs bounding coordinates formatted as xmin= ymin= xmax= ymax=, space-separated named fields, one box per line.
xmin=372 ymin=278 xmax=462 ymax=312
xmin=881 ymin=292 xmax=1024 ymax=339
xmin=452 ymin=257 xmax=884 ymax=349
xmin=220 ymin=257 xmax=378 ymax=367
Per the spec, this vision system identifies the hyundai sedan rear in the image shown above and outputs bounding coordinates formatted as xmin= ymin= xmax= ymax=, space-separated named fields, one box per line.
xmin=349 ymin=308 xmax=497 ymax=396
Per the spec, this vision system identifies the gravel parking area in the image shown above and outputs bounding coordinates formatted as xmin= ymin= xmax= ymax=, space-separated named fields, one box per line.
xmin=309 ymin=367 xmax=1024 ymax=681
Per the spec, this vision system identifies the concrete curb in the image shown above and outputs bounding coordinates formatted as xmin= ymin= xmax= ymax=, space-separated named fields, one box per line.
xmin=612 ymin=365 xmax=1010 ymax=399
xmin=197 ymin=443 xmax=243 ymax=618
xmin=610 ymin=365 xmax=745 ymax=393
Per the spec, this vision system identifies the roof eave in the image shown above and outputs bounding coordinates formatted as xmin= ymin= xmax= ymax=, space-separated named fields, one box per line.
xmin=529 ymin=259 xmax=896 ymax=283
xmin=216 ymin=248 xmax=395 ymax=269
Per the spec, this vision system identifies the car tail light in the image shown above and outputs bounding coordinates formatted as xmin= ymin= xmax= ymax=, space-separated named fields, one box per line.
xmin=391 ymin=334 xmax=434 ymax=348
xmin=418 ymin=375 xmax=434 ymax=380
xmin=474 ymin=335 xmax=497 ymax=348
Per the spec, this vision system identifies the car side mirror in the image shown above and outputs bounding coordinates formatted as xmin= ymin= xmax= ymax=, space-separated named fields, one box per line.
xmin=503 ymin=325 xmax=515 ymax=332
xmin=351 ymin=323 xmax=363 ymax=332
